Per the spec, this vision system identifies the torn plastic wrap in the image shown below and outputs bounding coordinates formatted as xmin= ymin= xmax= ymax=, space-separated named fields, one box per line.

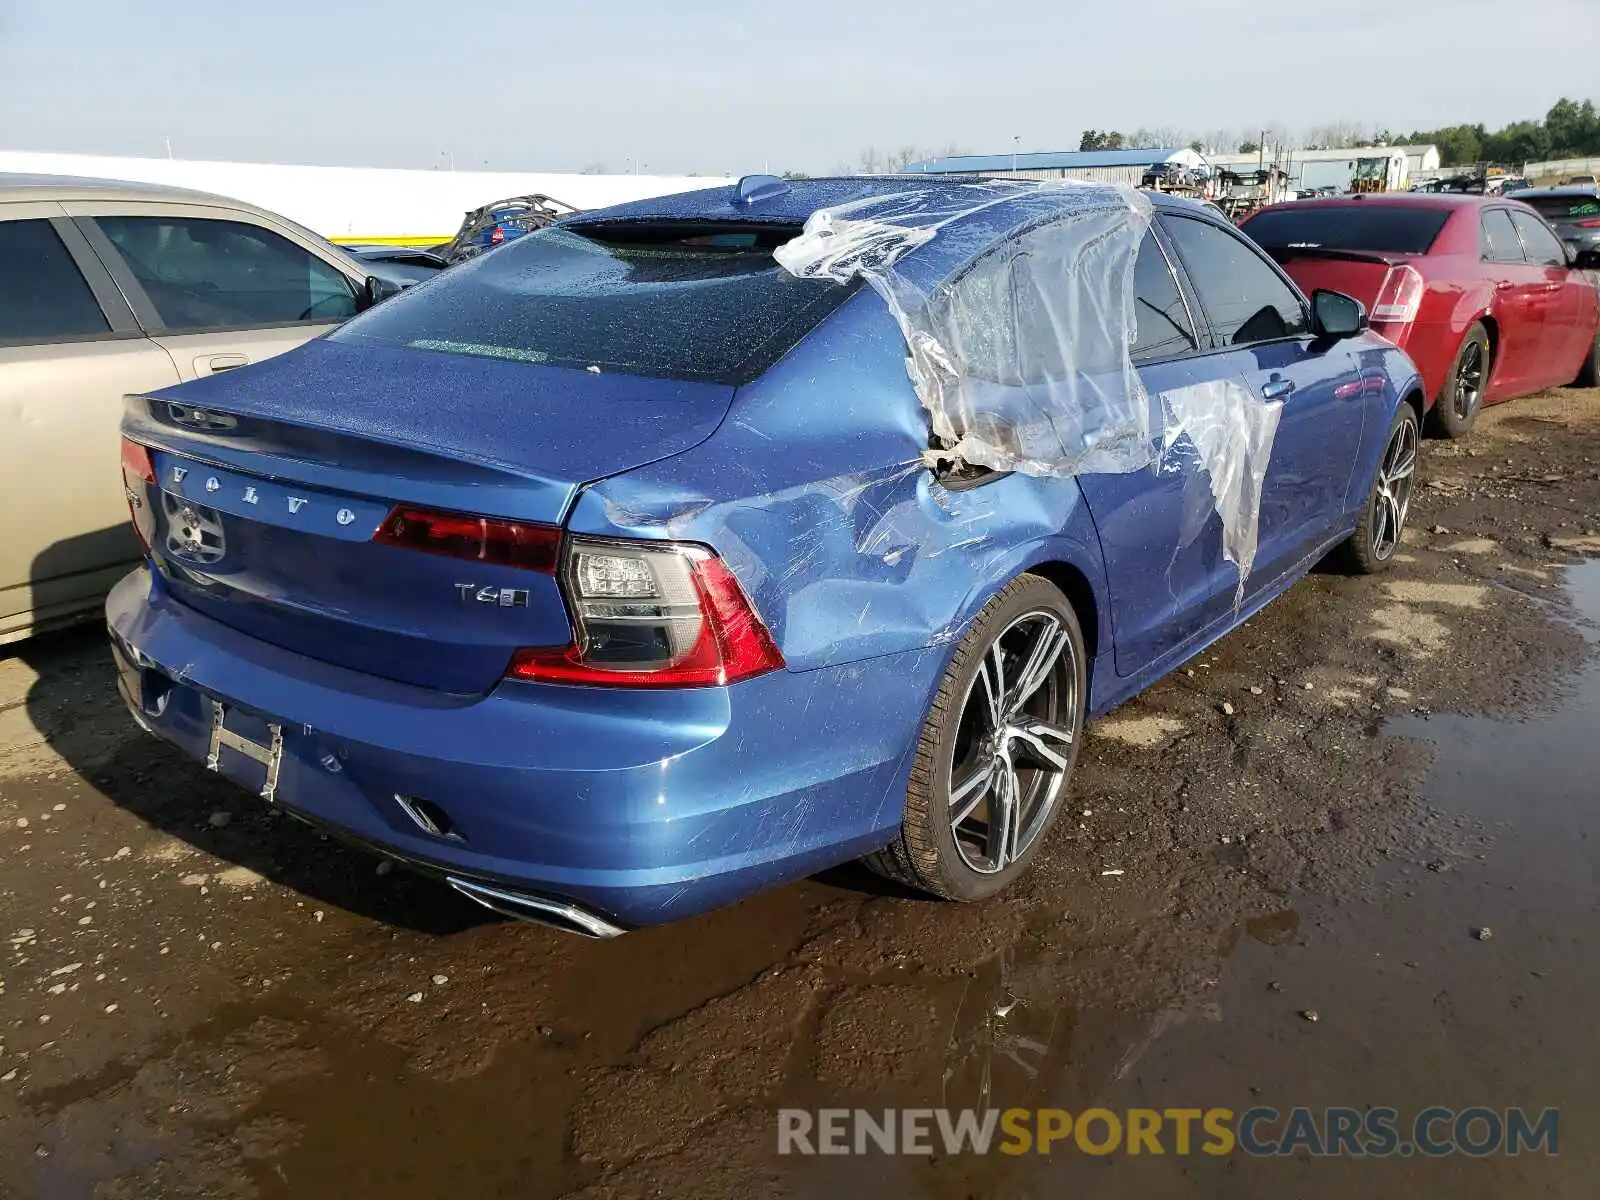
xmin=1159 ymin=378 xmax=1284 ymax=603
xmin=774 ymin=180 xmax=1284 ymax=594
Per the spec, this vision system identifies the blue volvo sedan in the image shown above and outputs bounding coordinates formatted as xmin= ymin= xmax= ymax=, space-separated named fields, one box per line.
xmin=107 ymin=176 xmax=1423 ymax=934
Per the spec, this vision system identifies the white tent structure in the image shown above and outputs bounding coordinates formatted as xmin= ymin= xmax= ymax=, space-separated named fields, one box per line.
xmin=0 ymin=151 xmax=734 ymax=244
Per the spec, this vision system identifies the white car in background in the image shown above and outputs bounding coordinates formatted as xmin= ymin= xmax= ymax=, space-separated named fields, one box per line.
xmin=0 ymin=174 xmax=393 ymax=645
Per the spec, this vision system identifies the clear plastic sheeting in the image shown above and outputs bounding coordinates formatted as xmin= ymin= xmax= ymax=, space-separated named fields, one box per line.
xmin=774 ymin=180 xmax=1154 ymax=477
xmin=1159 ymin=379 xmax=1284 ymax=602
xmin=774 ymin=179 xmax=1285 ymax=593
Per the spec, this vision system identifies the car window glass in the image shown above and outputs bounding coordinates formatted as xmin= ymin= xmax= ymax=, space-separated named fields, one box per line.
xmin=1508 ymin=210 xmax=1566 ymax=267
xmin=1523 ymin=195 xmax=1600 ymax=220
xmin=1241 ymin=205 xmax=1450 ymax=255
xmin=334 ymin=222 xmax=857 ymax=385
xmin=1132 ymin=233 xmax=1197 ymax=362
xmin=1160 ymin=215 xmax=1309 ymax=346
xmin=1480 ymin=209 xmax=1525 ymax=262
xmin=0 ymin=219 xmax=110 ymax=344
xmin=96 ymin=216 xmax=357 ymax=331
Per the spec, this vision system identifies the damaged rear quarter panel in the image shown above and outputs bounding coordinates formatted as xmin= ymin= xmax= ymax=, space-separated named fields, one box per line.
xmin=566 ymin=291 xmax=1111 ymax=675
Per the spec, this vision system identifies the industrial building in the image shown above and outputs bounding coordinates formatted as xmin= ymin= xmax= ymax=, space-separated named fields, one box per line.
xmin=1208 ymin=144 xmax=1441 ymax=193
xmin=903 ymin=147 xmax=1210 ymax=186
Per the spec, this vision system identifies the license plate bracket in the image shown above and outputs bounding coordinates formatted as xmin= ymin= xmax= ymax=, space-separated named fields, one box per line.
xmin=205 ymin=701 xmax=284 ymax=802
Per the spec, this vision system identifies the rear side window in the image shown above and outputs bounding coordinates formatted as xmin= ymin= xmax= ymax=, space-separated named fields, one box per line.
xmin=1132 ymin=234 xmax=1197 ymax=362
xmin=0 ymin=219 xmax=110 ymax=344
xmin=1509 ymin=211 xmax=1567 ymax=267
xmin=96 ymin=216 xmax=358 ymax=331
xmin=1160 ymin=215 xmax=1309 ymax=347
xmin=333 ymin=223 xmax=858 ymax=385
xmin=1523 ymin=195 xmax=1600 ymax=220
xmin=1480 ymin=210 xmax=1525 ymax=262
xmin=1241 ymin=205 xmax=1450 ymax=255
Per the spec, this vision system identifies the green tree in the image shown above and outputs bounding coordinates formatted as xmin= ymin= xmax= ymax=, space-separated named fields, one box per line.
xmin=1405 ymin=124 xmax=1483 ymax=167
xmin=1482 ymin=120 xmax=1551 ymax=166
xmin=1078 ymin=130 xmax=1126 ymax=151
xmin=1546 ymin=97 xmax=1600 ymax=156
xmin=1238 ymin=139 xmax=1261 ymax=154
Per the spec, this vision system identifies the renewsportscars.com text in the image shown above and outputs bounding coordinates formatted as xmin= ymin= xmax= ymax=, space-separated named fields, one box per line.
xmin=777 ymin=1106 xmax=1559 ymax=1158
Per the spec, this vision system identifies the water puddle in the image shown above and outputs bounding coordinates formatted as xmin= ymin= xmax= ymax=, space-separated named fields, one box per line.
xmin=1011 ymin=558 xmax=1600 ymax=1195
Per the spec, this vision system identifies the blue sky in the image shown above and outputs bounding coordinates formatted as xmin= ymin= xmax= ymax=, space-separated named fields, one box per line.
xmin=1 ymin=0 xmax=1595 ymax=173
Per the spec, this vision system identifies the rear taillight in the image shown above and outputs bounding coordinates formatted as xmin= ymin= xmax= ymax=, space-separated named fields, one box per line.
xmin=508 ymin=537 xmax=784 ymax=688
xmin=121 ymin=438 xmax=155 ymax=553
xmin=373 ymin=506 xmax=560 ymax=573
xmin=1576 ymin=218 xmax=1600 ymax=229
xmin=489 ymin=225 xmax=505 ymax=245
xmin=1371 ymin=264 xmax=1425 ymax=324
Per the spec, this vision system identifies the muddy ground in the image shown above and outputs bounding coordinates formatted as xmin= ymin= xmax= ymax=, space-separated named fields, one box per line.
xmin=2 ymin=389 xmax=1599 ymax=1199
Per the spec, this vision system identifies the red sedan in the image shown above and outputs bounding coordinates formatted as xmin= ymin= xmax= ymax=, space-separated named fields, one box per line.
xmin=1240 ymin=195 xmax=1600 ymax=437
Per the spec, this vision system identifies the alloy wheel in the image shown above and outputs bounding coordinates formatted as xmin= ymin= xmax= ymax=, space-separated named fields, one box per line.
xmin=948 ymin=611 xmax=1078 ymax=874
xmin=1371 ymin=418 xmax=1418 ymax=561
xmin=1454 ymin=340 xmax=1484 ymax=420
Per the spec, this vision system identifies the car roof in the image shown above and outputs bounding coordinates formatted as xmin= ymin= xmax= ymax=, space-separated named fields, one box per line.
xmin=1261 ymin=193 xmax=1492 ymax=214
xmin=568 ymin=174 xmax=1214 ymax=228
xmin=0 ymin=171 xmax=278 ymax=214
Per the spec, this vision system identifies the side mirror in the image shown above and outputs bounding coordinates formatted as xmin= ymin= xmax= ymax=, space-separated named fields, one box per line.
xmin=1568 ymin=242 xmax=1600 ymax=271
xmin=356 ymin=275 xmax=401 ymax=312
xmin=1311 ymin=289 xmax=1368 ymax=339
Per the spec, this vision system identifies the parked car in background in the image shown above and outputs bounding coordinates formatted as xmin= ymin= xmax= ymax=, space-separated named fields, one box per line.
xmin=109 ymin=178 xmax=1423 ymax=932
xmin=340 ymin=243 xmax=450 ymax=287
xmin=1506 ymin=186 xmax=1600 ymax=257
xmin=0 ymin=173 xmax=393 ymax=645
xmin=1565 ymin=174 xmax=1599 ymax=187
xmin=1241 ymin=194 xmax=1600 ymax=438
xmin=438 ymin=194 xmax=580 ymax=264
xmin=1485 ymin=175 xmax=1531 ymax=195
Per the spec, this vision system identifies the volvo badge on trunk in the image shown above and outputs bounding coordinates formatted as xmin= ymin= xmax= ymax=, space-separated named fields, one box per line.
xmin=455 ymin=584 xmax=531 ymax=607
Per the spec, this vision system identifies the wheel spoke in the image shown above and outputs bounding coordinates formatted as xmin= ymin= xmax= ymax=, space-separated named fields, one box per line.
xmin=987 ymin=758 xmax=1020 ymax=869
xmin=1011 ymin=720 xmax=1073 ymax=770
xmin=1386 ymin=446 xmax=1416 ymax=484
xmin=1008 ymin=619 xmax=1065 ymax=715
xmin=977 ymin=641 xmax=1006 ymax=732
xmin=950 ymin=760 xmax=994 ymax=827
xmin=1373 ymin=489 xmax=1393 ymax=551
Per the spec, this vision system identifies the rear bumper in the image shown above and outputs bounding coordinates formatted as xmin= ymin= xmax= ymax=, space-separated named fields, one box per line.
xmin=1375 ymin=320 xmax=1456 ymax=408
xmin=107 ymin=567 xmax=937 ymax=927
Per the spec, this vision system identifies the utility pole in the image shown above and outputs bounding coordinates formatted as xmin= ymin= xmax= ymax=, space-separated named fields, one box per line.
xmin=1012 ymin=135 xmax=1020 ymax=175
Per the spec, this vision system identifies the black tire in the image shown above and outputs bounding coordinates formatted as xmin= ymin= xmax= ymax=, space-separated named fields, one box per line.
xmin=1570 ymin=328 xmax=1599 ymax=387
xmin=865 ymin=575 xmax=1085 ymax=901
xmin=1337 ymin=403 xmax=1419 ymax=575
xmin=1430 ymin=322 xmax=1489 ymax=439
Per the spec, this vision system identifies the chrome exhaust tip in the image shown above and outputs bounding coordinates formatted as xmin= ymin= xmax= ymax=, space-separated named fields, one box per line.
xmin=445 ymin=877 xmax=625 ymax=939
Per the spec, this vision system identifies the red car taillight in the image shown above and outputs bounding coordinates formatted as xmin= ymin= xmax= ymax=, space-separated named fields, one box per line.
xmin=120 ymin=437 xmax=156 ymax=553
xmin=489 ymin=225 xmax=505 ymax=245
xmin=1370 ymin=264 xmax=1425 ymax=325
xmin=373 ymin=505 xmax=561 ymax=572
xmin=509 ymin=537 xmax=785 ymax=689
xmin=1576 ymin=218 xmax=1600 ymax=229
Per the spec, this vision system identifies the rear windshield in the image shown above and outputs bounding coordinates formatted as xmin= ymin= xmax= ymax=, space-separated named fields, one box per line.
xmin=1242 ymin=206 xmax=1451 ymax=255
xmin=332 ymin=222 xmax=857 ymax=385
xmin=1520 ymin=195 xmax=1600 ymax=221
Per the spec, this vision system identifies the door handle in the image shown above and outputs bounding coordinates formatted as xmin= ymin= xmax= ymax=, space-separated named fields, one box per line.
xmin=197 ymin=353 xmax=249 ymax=375
xmin=1260 ymin=378 xmax=1295 ymax=400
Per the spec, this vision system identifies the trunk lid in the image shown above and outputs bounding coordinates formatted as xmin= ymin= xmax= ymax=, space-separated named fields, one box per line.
xmin=1263 ymin=247 xmax=1412 ymax=312
xmin=125 ymin=340 xmax=734 ymax=693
